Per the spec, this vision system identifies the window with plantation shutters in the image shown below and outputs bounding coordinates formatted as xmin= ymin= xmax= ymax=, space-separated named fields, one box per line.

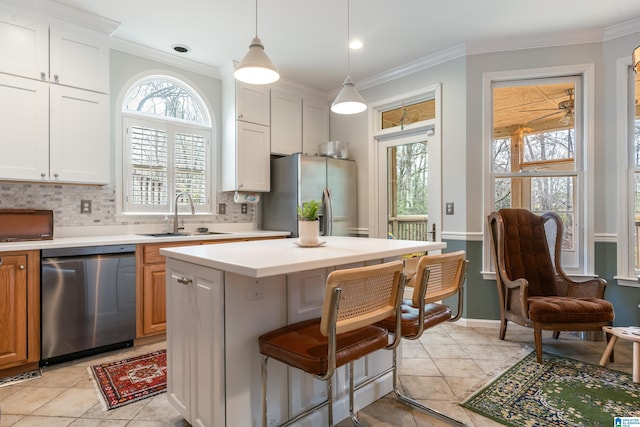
xmin=122 ymin=75 xmax=212 ymax=214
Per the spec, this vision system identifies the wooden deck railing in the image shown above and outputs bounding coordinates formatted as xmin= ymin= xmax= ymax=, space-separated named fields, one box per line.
xmin=387 ymin=215 xmax=430 ymax=241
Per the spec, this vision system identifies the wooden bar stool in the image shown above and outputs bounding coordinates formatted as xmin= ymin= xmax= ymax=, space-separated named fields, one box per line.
xmin=377 ymin=250 xmax=468 ymax=427
xmin=259 ymin=260 xmax=405 ymax=426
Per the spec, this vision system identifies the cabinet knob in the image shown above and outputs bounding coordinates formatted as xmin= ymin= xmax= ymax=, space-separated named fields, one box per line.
xmin=177 ymin=276 xmax=192 ymax=285
xmin=19 ymin=265 xmax=25 ymax=270
xmin=238 ymin=114 xmax=243 ymax=119
xmin=40 ymin=71 xmax=46 ymax=79
xmin=53 ymin=173 xmax=59 ymax=178
xmin=53 ymin=74 xmax=59 ymax=82
xmin=41 ymin=172 xmax=46 ymax=178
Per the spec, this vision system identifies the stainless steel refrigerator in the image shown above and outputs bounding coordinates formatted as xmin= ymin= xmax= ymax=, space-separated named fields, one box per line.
xmin=261 ymin=153 xmax=357 ymax=237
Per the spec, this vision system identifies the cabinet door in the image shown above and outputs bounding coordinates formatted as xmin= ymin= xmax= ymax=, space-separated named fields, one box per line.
xmin=49 ymin=85 xmax=109 ymax=184
xmin=236 ymin=122 xmax=270 ymax=191
xmin=0 ymin=254 xmax=28 ymax=368
xmin=302 ymin=98 xmax=330 ymax=155
xmin=0 ymin=74 xmax=49 ymax=181
xmin=271 ymin=89 xmax=302 ymax=155
xmin=237 ymin=83 xmax=270 ymax=126
xmin=166 ymin=259 xmax=225 ymax=427
xmin=142 ymin=264 xmax=167 ymax=336
xmin=49 ymin=26 xmax=109 ymax=93
xmin=0 ymin=10 xmax=48 ymax=81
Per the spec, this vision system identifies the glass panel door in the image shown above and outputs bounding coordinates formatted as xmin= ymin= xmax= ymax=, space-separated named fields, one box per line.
xmin=378 ymin=131 xmax=439 ymax=243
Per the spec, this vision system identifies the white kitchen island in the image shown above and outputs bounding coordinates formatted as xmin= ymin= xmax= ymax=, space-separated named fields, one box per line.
xmin=160 ymin=236 xmax=446 ymax=427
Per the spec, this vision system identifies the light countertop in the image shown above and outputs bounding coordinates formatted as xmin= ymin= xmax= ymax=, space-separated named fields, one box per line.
xmin=0 ymin=230 xmax=290 ymax=252
xmin=160 ymin=236 xmax=446 ymax=278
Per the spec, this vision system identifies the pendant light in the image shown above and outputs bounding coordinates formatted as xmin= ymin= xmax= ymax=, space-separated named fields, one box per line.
xmin=234 ymin=0 xmax=279 ymax=85
xmin=331 ymin=0 xmax=367 ymax=114
xmin=634 ymin=45 xmax=640 ymax=73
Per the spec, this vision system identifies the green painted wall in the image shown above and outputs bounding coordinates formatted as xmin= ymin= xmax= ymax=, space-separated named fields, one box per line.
xmin=444 ymin=240 xmax=640 ymax=326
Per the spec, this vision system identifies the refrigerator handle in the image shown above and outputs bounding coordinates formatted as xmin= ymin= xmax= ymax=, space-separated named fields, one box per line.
xmin=323 ymin=187 xmax=333 ymax=236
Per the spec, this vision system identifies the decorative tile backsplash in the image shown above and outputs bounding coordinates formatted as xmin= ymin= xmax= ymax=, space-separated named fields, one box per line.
xmin=0 ymin=182 xmax=256 ymax=228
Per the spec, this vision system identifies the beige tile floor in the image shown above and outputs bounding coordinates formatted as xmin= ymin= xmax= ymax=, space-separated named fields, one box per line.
xmin=0 ymin=323 xmax=632 ymax=426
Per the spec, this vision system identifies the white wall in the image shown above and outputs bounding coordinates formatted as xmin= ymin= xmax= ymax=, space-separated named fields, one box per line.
xmin=331 ymin=33 xmax=640 ymax=238
xmin=329 ymin=56 xmax=467 ymax=236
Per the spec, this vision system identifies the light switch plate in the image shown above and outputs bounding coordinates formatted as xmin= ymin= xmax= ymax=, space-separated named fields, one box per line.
xmin=241 ymin=203 xmax=248 ymax=214
xmin=445 ymin=202 xmax=454 ymax=215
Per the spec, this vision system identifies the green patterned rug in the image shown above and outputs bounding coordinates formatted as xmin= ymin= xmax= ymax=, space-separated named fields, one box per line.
xmin=462 ymin=351 xmax=640 ymax=426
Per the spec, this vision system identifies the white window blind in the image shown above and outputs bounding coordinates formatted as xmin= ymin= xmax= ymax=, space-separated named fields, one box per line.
xmin=121 ymin=75 xmax=212 ymax=215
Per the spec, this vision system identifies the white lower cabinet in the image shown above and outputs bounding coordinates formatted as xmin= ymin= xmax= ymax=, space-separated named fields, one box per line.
xmin=166 ymin=259 xmax=225 ymax=427
xmin=166 ymin=259 xmax=393 ymax=427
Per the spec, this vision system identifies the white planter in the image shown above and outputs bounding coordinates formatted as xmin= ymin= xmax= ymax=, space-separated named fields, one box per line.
xmin=298 ymin=220 xmax=320 ymax=246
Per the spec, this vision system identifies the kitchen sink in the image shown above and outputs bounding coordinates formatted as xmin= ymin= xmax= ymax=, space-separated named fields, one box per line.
xmin=139 ymin=231 xmax=229 ymax=237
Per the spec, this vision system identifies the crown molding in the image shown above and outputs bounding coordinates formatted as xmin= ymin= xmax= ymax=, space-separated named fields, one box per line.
xmin=604 ymin=16 xmax=640 ymax=41
xmin=466 ymin=27 xmax=605 ymax=56
xmin=2 ymin=0 xmax=120 ymax=34
xmin=356 ymin=44 xmax=466 ymax=93
xmin=110 ymin=37 xmax=221 ymax=80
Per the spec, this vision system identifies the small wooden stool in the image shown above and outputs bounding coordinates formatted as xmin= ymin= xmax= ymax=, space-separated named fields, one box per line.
xmin=599 ymin=326 xmax=640 ymax=382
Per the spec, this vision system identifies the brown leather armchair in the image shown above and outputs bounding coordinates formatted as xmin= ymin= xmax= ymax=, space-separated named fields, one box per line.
xmin=487 ymin=208 xmax=614 ymax=363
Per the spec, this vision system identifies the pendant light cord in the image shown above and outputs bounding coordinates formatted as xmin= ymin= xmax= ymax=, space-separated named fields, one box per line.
xmin=346 ymin=0 xmax=351 ymax=74
xmin=254 ymin=0 xmax=258 ymax=37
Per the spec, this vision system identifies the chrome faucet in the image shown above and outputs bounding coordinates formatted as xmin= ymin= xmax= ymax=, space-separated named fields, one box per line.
xmin=174 ymin=192 xmax=195 ymax=234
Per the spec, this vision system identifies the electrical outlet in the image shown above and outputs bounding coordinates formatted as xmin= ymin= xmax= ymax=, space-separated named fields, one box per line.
xmin=241 ymin=203 xmax=248 ymax=214
xmin=445 ymin=202 xmax=454 ymax=215
xmin=218 ymin=203 xmax=226 ymax=215
xmin=81 ymin=200 xmax=92 ymax=214
xmin=249 ymin=279 xmax=264 ymax=301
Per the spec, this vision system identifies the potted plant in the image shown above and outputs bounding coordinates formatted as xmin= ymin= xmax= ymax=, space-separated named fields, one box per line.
xmin=297 ymin=200 xmax=321 ymax=246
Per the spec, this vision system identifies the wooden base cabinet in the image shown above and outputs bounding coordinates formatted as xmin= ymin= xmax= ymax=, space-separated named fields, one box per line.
xmin=0 ymin=250 xmax=40 ymax=375
xmin=136 ymin=236 xmax=284 ymax=338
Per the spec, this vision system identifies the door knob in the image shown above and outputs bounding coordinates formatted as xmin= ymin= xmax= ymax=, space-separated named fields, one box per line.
xmin=19 ymin=265 xmax=25 ymax=270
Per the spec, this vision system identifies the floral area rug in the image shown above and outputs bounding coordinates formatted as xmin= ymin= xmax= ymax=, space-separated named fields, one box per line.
xmin=462 ymin=351 xmax=640 ymax=426
xmin=89 ymin=349 xmax=167 ymax=410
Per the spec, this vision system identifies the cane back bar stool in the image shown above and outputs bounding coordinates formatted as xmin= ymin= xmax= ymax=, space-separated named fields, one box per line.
xmin=376 ymin=250 xmax=468 ymax=427
xmin=258 ymin=260 xmax=405 ymax=426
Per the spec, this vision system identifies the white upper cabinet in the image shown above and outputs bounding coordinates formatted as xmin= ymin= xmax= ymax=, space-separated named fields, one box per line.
xmin=236 ymin=83 xmax=270 ymax=126
xmin=0 ymin=9 xmax=109 ymax=94
xmin=271 ymin=89 xmax=302 ymax=155
xmin=49 ymin=85 xmax=109 ymax=183
xmin=302 ymin=98 xmax=330 ymax=155
xmin=0 ymin=4 xmax=112 ymax=184
xmin=49 ymin=26 xmax=109 ymax=93
xmin=0 ymin=13 xmax=48 ymax=81
xmin=0 ymin=74 xmax=49 ymax=181
xmin=221 ymin=62 xmax=272 ymax=192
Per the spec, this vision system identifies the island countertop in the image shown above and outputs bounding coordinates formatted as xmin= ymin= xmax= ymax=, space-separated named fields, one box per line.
xmin=160 ymin=236 xmax=446 ymax=278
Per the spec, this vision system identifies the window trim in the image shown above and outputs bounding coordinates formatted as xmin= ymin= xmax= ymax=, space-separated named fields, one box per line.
xmin=615 ymin=56 xmax=638 ymax=287
xmin=114 ymin=70 xmax=216 ymax=221
xmin=482 ymin=64 xmax=596 ymax=279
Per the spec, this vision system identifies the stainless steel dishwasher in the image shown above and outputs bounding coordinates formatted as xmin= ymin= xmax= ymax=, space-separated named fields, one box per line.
xmin=41 ymin=244 xmax=136 ymax=365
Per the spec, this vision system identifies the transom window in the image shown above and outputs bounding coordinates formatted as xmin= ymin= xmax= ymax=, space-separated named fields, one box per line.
xmin=121 ymin=76 xmax=212 ymax=214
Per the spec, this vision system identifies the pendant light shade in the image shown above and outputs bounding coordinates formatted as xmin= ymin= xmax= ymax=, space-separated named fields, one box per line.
xmin=634 ymin=45 xmax=640 ymax=74
xmin=234 ymin=0 xmax=279 ymax=85
xmin=331 ymin=0 xmax=366 ymax=114
xmin=331 ymin=75 xmax=367 ymax=114
xmin=234 ymin=36 xmax=279 ymax=84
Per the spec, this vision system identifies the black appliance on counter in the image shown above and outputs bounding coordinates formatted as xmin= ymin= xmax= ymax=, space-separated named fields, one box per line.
xmin=40 ymin=245 xmax=136 ymax=365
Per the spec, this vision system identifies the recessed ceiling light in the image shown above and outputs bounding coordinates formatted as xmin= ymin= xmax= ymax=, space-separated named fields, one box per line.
xmin=172 ymin=44 xmax=190 ymax=54
xmin=349 ymin=40 xmax=363 ymax=50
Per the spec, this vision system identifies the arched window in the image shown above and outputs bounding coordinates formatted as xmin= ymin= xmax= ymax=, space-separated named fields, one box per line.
xmin=121 ymin=76 xmax=212 ymax=214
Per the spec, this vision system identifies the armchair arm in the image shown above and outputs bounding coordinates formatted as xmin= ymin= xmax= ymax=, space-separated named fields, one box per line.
xmin=556 ymin=275 xmax=607 ymax=298
xmin=497 ymin=269 xmax=530 ymax=319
